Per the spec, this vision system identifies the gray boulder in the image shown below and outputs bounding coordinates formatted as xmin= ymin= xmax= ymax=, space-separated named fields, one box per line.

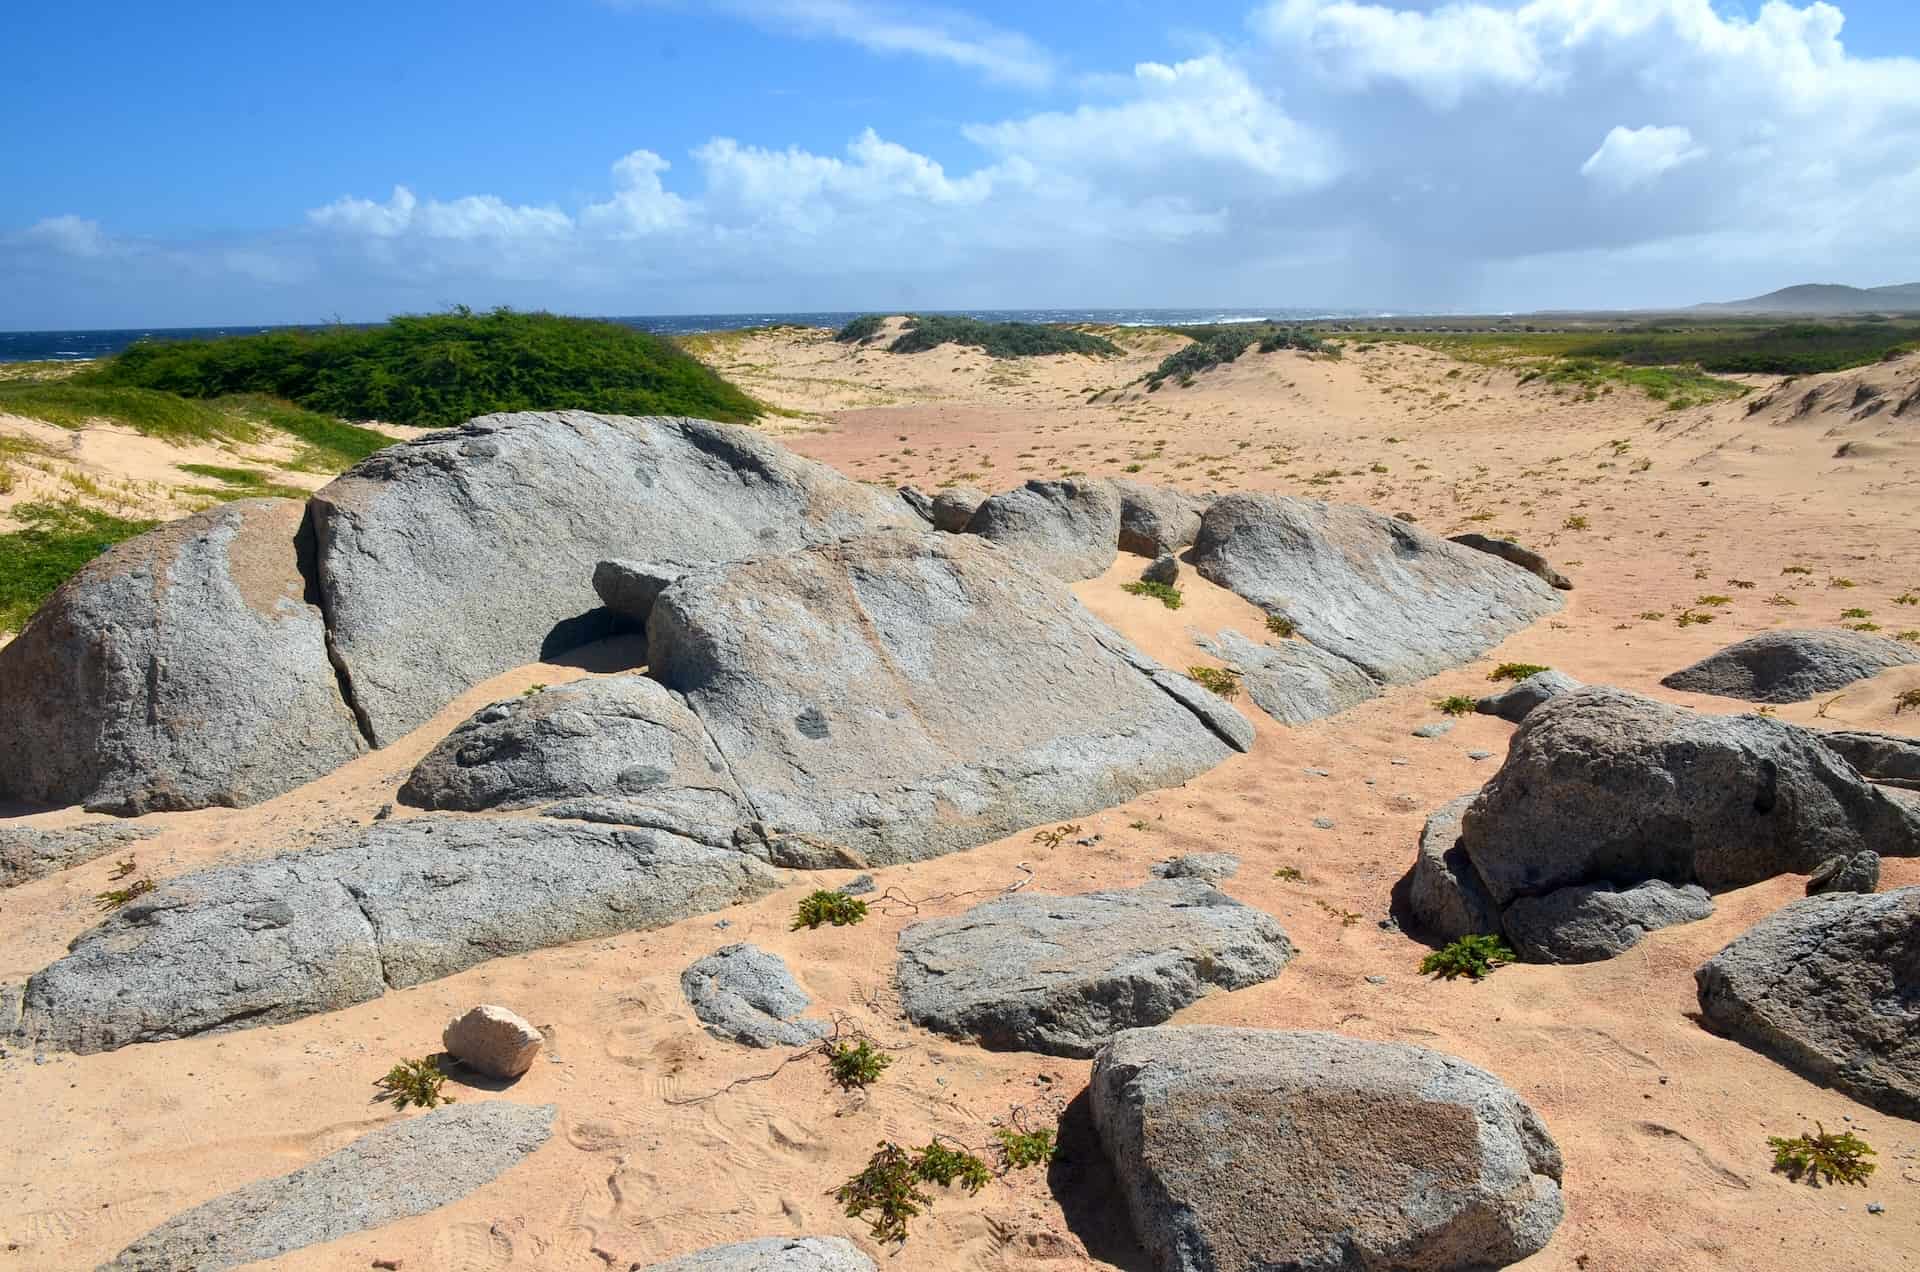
xmin=101 ymin=1102 xmax=554 ymax=1271
xmin=1449 ymin=532 xmax=1574 ymax=590
xmin=1150 ymin=852 xmax=1240 ymax=881
xmin=1407 ymin=793 xmax=1503 ymax=944
xmin=1089 ymin=1027 xmax=1564 ymax=1272
xmin=647 ymin=530 xmax=1247 ymax=866
xmin=1503 ymin=880 xmax=1713 ymax=964
xmin=1806 ymin=851 xmax=1881 ymax=895
xmin=308 ymin=412 xmax=911 ymax=746
xmin=681 ymin=944 xmax=829 ymax=1048
xmin=0 ymin=499 xmax=367 ymax=814
xmin=1476 ymin=669 xmax=1581 ymax=723
xmin=1192 ymin=494 xmax=1561 ymax=685
xmin=20 ymin=818 xmax=777 ymax=1054
xmin=929 ymin=485 xmax=986 ymax=533
xmin=399 ymin=675 xmax=747 ymax=844
xmin=593 ymin=559 xmax=690 ymax=626
xmin=895 ymin=879 xmax=1292 ymax=1057
xmin=641 ymin=1237 xmax=875 ymax=1271
xmin=1192 ymin=628 xmax=1381 ymax=726
xmin=1141 ymin=553 xmax=1179 ymax=586
xmin=1660 ymin=628 xmax=1920 ymax=704
xmin=1819 ymin=728 xmax=1920 ymax=790
xmin=1 ymin=822 xmax=155 ymax=890
xmin=1115 ymin=479 xmax=1207 ymax=557
xmin=896 ymin=484 xmax=935 ymax=524
xmin=963 ymin=478 xmax=1121 ymax=581
xmin=1696 ymin=887 xmax=1920 ymax=1119
xmin=1461 ymin=688 xmax=1920 ymax=905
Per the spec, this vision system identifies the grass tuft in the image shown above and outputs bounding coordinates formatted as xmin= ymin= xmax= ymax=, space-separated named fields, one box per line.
xmin=0 ymin=501 xmax=161 ymax=634
xmin=1120 ymin=579 xmax=1182 ymax=609
xmin=1420 ymin=934 xmax=1516 ymax=981
xmin=792 ymin=890 xmax=868 ymax=931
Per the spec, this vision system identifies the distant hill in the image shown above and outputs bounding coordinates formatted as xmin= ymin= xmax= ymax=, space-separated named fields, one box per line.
xmin=1698 ymin=282 xmax=1920 ymax=314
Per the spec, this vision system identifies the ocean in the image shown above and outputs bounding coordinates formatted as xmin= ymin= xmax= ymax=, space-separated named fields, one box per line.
xmin=0 ymin=308 xmax=1381 ymax=363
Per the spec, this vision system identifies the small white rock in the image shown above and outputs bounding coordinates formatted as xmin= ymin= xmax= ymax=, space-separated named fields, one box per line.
xmin=442 ymin=1005 xmax=543 ymax=1079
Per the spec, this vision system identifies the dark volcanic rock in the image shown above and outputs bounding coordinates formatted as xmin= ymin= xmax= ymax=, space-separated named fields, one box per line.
xmin=309 ymin=412 xmax=911 ymax=746
xmin=1449 ymin=532 xmax=1573 ymax=590
xmin=20 ymin=818 xmax=777 ymax=1054
xmin=1660 ymin=628 xmax=1920 ymax=704
xmin=1089 ymin=1027 xmax=1564 ymax=1272
xmin=1806 ymin=851 xmax=1881 ymax=895
xmin=102 ymin=1102 xmax=555 ymax=1271
xmin=895 ymin=879 xmax=1292 ymax=1057
xmin=0 ymin=499 xmax=367 ymax=814
xmin=1697 ymin=887 xmax=1920 ymax=1119
xmin=963 ymin=478 xmax=1121 ymax=581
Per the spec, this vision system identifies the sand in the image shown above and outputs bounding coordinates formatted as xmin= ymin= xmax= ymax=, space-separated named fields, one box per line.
xmin=2 ymin=330 xmax=1917 ymax=1270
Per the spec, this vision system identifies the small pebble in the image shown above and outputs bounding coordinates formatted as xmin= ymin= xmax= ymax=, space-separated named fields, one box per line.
xmin=1313 ymin=817 xmax=1335 ymax=830
xmin=1412 ymin=721 xmax=1454 ymax=739
xmin=1365 ymin=975 xmax=1387 ymax=985
xmin=713 ymin=918 xmax=731 ymax=930
xmin=838 ymin=873 xmax=876 ymax=896
xmin=1468 ymin=749 xmax=1493 ymax=760
xmin=1303 ymin=768 xmax=1330 ymax=777
xmin=373 ymin=803 xmax=394 ymax=821
xmin=1390 ymin=757 xmax=1410 ymax=766
xmin=1868 ymin=1202 xmax=1885 ymax=1215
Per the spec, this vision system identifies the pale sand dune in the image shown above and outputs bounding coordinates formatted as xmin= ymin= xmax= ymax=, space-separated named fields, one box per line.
xmin=2 ymin=332 xmax=1917 ymax=1270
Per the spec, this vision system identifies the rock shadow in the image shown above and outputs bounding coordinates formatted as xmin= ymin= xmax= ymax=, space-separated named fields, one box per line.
xmin=1048 ymin=1087 xmax=1151 ymax=1271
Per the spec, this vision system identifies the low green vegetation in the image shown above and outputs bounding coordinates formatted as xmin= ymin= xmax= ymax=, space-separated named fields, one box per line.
xmin=1187 ymin=665 xmax=1242 ymax=699
xmin=1121 ymin=579 xmax=1183 ymax=609
xmin=1433 ymin=694 xmax=1477 ymax=716
xmin=1266 ymin=613 xmax=1298 ymax=638
xmin=0 ymin=502 xmax=161 ymax=633
xmin=93 ymin=877 xmax=155 ymax=912
xmin=911 ymin=1141 xmax=992 ymax=1192
xmin=1420 ymin=934 xmax=1516 ymax=981
xmin=1031 ymin=823 xmax=1082 ymax=850
xmin=1767 ymin=1125 xmax=1876 ymax=1186
xmin=833 ymin=314 xmax=887 ymax=345
xmin=883 ymin=315 xmax=1119 ymax=359
xmin=837 ymin=1126 xmax=1057 ymax=1245
xmin=1489 ymin=662 xmax=1550 ymax=682
xmin=825 ymin=1040 xmax=892 ymax=1089
xmin=376 ymin=1056 xmax=452 ymax=1109
xmin=994 ymin=1127 xmax=1057 ymax=1169
xmin=1142 ymin=324 xmax=1338 ymax=391
xmin=176 ymin=463 xmax=310 ymax=502
xmin=792 ymin=890 xmax=869 ymax=930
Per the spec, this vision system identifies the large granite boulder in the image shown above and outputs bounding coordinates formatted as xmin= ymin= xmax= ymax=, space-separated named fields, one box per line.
xmin=0 ymin=499 xmax=367 ymax=814
xmin=963 ymin=478 xmax=1121 ymax=581
xmin=1475 ymin=669 xmax=1580 ymax=723
xmin=308 ymin=412 xmax=911 ymax=746
xmin=895 ymin=880 xmax=1292 ymax=1057
xmin=1660 ymin=628 xmax=1920 ymax=703
xmin=1461 ymin=688 xmax=1920 ymax=904
xmin=1819 ymin=728 xmax=1920 ymax=790
xmin=1696 ymin=887 xmax=1920 ymax=1119
xmin=1449 ymin=532 xmax=1573 ymax=590
xmin=102 ymin=1102 xmax=555 ymax=1271
xmin=681 ymin=943 xmax=829 ymax=1048
xmin=18 ymin=818 xmax=776 ymax=1054
xmin=1502 ymin=880 xmax=1714 ymax=964
xmin=1115 ymin=479 xmax=1207 ymax=557
xmin=1192 ymin=627 xmax=1381 ymax=725
xmin=1 ymin=822 xmax=155 ymax=889
xmin=1192 ymin=494 xmax=1561 ymax=685
xmin=646 ymin=529 xmax=1248 ymax=866
xmin=641 ymin=1237 xmax=875 ymax=1271
xmin=399 ymin=675 xmax=748 ymax=845
xmin=1089 ymin=1027 xmax=1564 ymax=1272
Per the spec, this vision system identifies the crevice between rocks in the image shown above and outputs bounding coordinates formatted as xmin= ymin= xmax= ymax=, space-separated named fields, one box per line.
xmin=337 ymin=879 xmax=395 ymax=990
xmin=296 ymin=503 xmax=378 ymax=750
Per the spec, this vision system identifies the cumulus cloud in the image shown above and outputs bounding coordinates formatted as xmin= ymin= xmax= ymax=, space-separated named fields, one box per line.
xmin=22 ymin=215 xmax=111 ymax=258
xmin=1580 ymin=124 xmax=1706 ymax=191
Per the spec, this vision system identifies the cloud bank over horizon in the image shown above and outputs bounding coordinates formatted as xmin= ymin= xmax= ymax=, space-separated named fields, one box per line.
xmin=6 ymin=0 xmax=1920 ymax=327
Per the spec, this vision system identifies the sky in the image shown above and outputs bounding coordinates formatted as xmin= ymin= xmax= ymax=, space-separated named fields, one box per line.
xmin=5 ymin=0 xmax=1920 ymax=328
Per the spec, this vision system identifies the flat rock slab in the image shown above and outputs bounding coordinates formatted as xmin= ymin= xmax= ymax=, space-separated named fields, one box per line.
xmin=1503 ymin=880 xmax=1713 ymax=964
xmin=895 ymin=880 xmax=1293 ymax=1057
xmin=1697 ymin=886 xmax=1920 ymax=1119
xmin=1660 ymin=628 xmax=1920 ymax=704
xmin=101 ymin=1101 xmax=555 ymax=1271
xmin=963 ymin=478 xmax=1120 ymax=581
xmin=1192 ymin=494 xmax=1561 ymax=686
xmin=1476 ymin=669 xmax=1581 ymax=723
xmin=1819 ymin=728 xmax=1920 ymax=790
xmin=1089 ymin=1027 xmax=1564 ymax=1272
xmin=1 ymin=823 xmax=155 ymax=890
xmin=309 ymin=412 xmax=911 ymax=746
xmin=641 ymin=1237 xmax=876 ymax=1271
xmin=1193 ymin=628 xmax=1381 ymax=726
xmin=21 ymin=818 xmax=777 ymax=1054
xmin=0 ymin=499 xmax=367 ymax=814
xmin=681 ymin=943 xmax=829 ymax=1048
xmin=1150 ymin=853 xmax=1240 ymax=881
xmin=647 ymin=529 xmax=1247 ymax=866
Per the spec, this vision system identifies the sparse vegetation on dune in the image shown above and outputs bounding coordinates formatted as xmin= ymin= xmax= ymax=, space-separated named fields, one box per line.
xmin=883 ymin=315 xmax=1120 ymax=359
xmin=0 ymin=502 xmax=161 ymax=633
xmin=1143 ymin=324 xmax=1338 ymax=390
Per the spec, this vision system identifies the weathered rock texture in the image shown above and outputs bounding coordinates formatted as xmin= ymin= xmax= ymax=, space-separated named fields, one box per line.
xmin=443 ymin=1004 xmax=544 ymax=1078
xmin=1407 ymin=793 xmax=1502 ymax=944
xmin=963 ymin=478 xmax=1121 ymax=581
xmin=1660 ymin=628 xmax=1920 ymax=703
xmin=647 ymin=530 xmax=1247 ymax=865
xmin=1475 ymin=669 xmax=1580 ymax=723
xmin=1192 ymin=494 xmax=1561 ymax=688
xmin=1150 ymin=853 xmax=1240 ymax=881
xmin=641 ymin=1237 xmax=876 ymax=1272
xmin=1115 ymin=480 xmax=1208 ymax=557
xmin=1 ymin=822 xmax=155 ymax=890
xmin=0 ymin=499 xmax=367 ymax=814
xmin=896 ymin=485 xmax=935 ymax=524
xmin=593 ymin=559 xmax=690 ymax=627
xmin=309 ymin=412 xmax=911 ymax=745
xmin=1089 ymin=1027 xmax=1564 ymax=1272
xmin=1449 ymin=532 xmax=1574 ymax=590
xmin=681 ymin=943 xmax=829 ymax=1048
xmin=1806 ymin=851 xmax=1881 ymax=895
xmin=20 ymin=818 xmax=777 ymax=1054
xmin=1819 ymin=728 xmax=1920 ymax=790
xmin=1192 ymin=628 xmax=1382 ymax=726
xmin=1696 ymin=887 xmax=1920 ymax=1118
xmin=101 ymin=1101 xmax=555 ymax=1271
xmin=929 ymin=486 xmax=986 ymax=533
xmin=1502 ymin=881 xmax=1714 ymax=964
xmin=895 ymin=880 xmax=1292 ymax=1057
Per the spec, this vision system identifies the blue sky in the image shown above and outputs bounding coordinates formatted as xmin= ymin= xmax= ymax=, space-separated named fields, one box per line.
xmin=5 ymin=0 xmax=1920 ymax=327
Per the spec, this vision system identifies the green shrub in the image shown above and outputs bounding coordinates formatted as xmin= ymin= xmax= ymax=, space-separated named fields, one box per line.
xmin=913 ymin=1141 xmax=992 ymax=1193
xmin=885 ymin=316 xmax=1118 ymax=359
xmin=1767 ymin=1124 xmax=1876 ymax=1186
xmin=376 ymin=1056 xmax=452 ymax=1109
xmin=1266 ymin=613 xmax=1298 ymax=638
xmin=826 ymin=1040 xmax=892 ymax=1089
xmin=995 ymin=1127 xmax=1057 ymax=1169
xmin=1433 ymin=695 xmax=1477 ymax=716
xmin=93 ymin=877 xmax=155 ymax=912
xmin=1121 ymin=579 xmax=1183 ymax=609
xmin=791 ymin=890 xmax=868 ymax=930
xmin=1420 ymin=934 xmax=1516 ymax=981
xmin=1489 ymin=663 xmax=1549 ymax=682
xmin=836 ymin=1143 xmax=932 ymax=1243
xmin=834 ymin=314 xmax=887 ymax=344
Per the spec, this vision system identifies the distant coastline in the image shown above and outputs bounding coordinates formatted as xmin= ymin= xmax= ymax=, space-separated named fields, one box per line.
xmin=0 ymin=308 xmax=1387 ymax=363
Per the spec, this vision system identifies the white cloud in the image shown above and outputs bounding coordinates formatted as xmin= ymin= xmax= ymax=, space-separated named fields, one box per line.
xmin=1580 ymin=124 xmax=1706 ymax=191
xmin=309 ymin=186 xmax=571 ymax=241
xmin=22 ymin=215 xmax=110 ymax=258
xmin=1254 ymin=0 xmax=1553 ymax=107
xmin=580 ymin=151 xmax=691 ymax=237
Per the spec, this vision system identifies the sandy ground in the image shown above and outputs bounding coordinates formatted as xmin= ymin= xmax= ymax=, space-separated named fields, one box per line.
xmin=2 ymin=329 xmax=1919 ymax=1270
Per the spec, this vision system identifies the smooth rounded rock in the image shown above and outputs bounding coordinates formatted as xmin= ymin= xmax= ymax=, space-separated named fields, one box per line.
xmin=443 ymin=1004 xmax=544 ymax=1078
xmin=963 ymin=478 xmax=1121 ymax=581
xmin=1660 ymin=628 xmax=1920 ymax=704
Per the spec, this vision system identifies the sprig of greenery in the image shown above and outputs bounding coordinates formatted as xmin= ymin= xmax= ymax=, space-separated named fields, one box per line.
xmin=792 ymin=890 xmax=868 ymax=930
xmin=825 ymin=1040 xmax=892 ymax=1089
xmin=376 ymin=1056 xmax=452 ymax=1109
xmin=1420 ymin=934 xmax=1516 ymax=981
xmin=1767 ymin=1124 xmax=1876 ymax=1186
xmin=1121 ymin=580 xmax=1183 ymax=609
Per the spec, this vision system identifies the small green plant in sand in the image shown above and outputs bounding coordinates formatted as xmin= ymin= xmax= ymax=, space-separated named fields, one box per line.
xmin=995 ymin=1127 xmax=1057 ymax=1169
xmin=1674 ymin=607 xmax=1716 ymax=627
xmin=1695 ymin=594 xmax=1733 ymax=607
xmin=1562 ymin=514 xmax=1589 ymax=531
xmin=826 ymin=1040 xmax=893 ymax=1089
xmin=1433 ymin=694 xmax=1477 ymax=716
xmin=1188 ymin=666 xmax=1242 ymax=699
xmin=93 ymin=877 xmax=155 ymax=912
xmin=1781 ymin=564 xmax=1813 ymax=575
xmin=1420 ymin=934 xmax=1516 ymax=981
xmin=836 ymin=1143 xmax=932 ymax=1243
xmin=1638 ymin=610 xmax=1668 ymax=621
xmin=1032 ymin=823 xmax=1083 ymax=850
xmin=1829 ymin=577 xmax=1857 ymax=589
xmin=792 ymin=890 xmax=868 ymax=930
xmin=108 ymin=857 xmax=137 ymax=880
xmin=1767 ymin=1125 xmax=1876 ymax=1186
xmin=1896 ymin=591 xmax=1918 ymax=606
xmin=1840 ymin=607 xmax=1872 ymax=619
xmin=1315 ymin=899 xmax=1363 ymax=927
xmin=1764 ymin=593 xmax=1798 ymax=607
xmin=1489 ymin=662 xmax=1549 ymax=682
xmin=1895 ymin=688 xmax=1920 ymax=715
xmin=912 ymin=1140 xmax=992 ymax=1193
xmin=1121 ymin=580 xmax=1183 ymax=610
xmin=1273 ymin=865 xmax=1304 ymax=882
xmin=1265 ymin=613 xmax=1298 ymax=638
xmin=522 ymin=683 xmax=547 ymax=696
xmin=376 ymin=1056 xmax=452 ymax=1109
